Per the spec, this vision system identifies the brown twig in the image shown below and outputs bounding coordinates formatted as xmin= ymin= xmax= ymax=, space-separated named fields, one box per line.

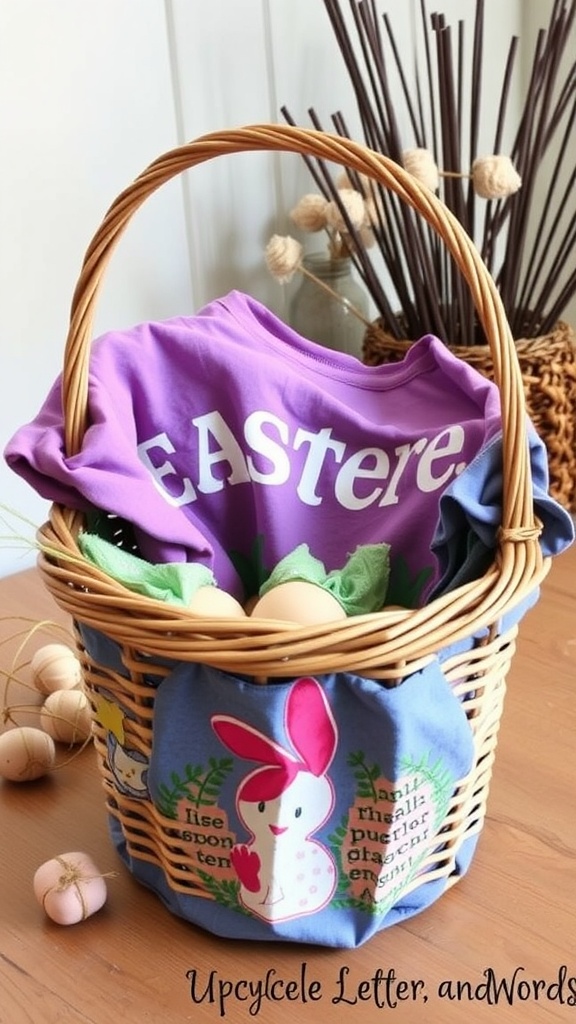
xmin=282 ymin=0 xmax=575 ymax=345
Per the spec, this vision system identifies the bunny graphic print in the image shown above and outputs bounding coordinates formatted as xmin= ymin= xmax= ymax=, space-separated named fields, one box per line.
xmin=142 ymin=656 xmax=478 ymax=946
xmin=211 ymin=677 xmax=338 ymax=922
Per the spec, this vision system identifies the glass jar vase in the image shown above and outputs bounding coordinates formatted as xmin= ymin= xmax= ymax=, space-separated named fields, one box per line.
xmin=288 ymin=253 xmax=369 ymax=358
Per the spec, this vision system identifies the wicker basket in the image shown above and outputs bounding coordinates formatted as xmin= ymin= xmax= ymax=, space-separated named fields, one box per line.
xmin=364 ymin=319 xmax=576 ymax=512
xmin=36 ymin=125 xmax=551 ymax=947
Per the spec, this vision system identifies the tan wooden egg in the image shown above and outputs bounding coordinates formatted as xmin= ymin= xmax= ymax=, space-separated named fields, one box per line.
xmin=251 ymin=580 xmax=347 ymax=624
xmin=0 ymin=727 xmax=56 ymax=782
xmin=187 ymin=586 xmax=247 ymax=617
xmin=31 ymin=643 xmax=82 ymax=695
xmin=41 ymin=689 xmax=93 ymax=745
xmin=33 ymin=851 xmax=108 ymax=925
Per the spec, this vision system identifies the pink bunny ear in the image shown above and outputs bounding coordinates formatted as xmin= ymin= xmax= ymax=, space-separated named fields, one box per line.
xmin=211 ymin=715 xmax=296 ymax=768
xmin=211 ymin=715 xmax=300 ymax=802
xmin=285 ymin=677 xmax=338 ymax=776
xmin=239 ymin=763 xmax=299 ymax=802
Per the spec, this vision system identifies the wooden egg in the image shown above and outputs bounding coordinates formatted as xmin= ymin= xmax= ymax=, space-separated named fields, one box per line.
xmin=0 ymin=726 xmax=56 ymax=781
xmin=251 ymin=581 xmax=347 ymax=625
xmin=41 ymin=689 xmax=92 ymax=745
xmin=33 ymin=851 xmax=108 ymax=925
xmin=31 ymin=643 xmax=82 ymax=695
xmin=187 ymin=586 xmax=247 ymax=617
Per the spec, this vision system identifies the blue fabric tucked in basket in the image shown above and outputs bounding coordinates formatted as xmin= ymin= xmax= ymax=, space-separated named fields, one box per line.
xmin=429 ymin=424 xmax=574 ymax=600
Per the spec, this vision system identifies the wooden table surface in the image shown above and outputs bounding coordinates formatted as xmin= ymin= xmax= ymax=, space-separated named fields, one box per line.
xmin=1 ymin=551 xmax=575 ymax=1024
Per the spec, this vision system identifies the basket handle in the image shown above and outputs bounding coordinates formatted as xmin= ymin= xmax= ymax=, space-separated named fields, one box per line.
xmin=61 ymin=123 xmax=537 ymax=541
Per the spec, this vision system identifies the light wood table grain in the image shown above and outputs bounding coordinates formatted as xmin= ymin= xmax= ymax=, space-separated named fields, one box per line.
xmin=0 ymin=551 xmax=575 ymax=1023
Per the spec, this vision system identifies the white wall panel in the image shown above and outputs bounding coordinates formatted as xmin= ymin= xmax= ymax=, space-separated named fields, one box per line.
xmin=166 ymin=0 xmax=283 ymax=313
xmin=0 ymin=0 xmax=190 ymax=575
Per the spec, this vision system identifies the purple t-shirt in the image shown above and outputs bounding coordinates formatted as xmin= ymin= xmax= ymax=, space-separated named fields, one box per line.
xmin=5 ymin=291 xmax=502 ymax=604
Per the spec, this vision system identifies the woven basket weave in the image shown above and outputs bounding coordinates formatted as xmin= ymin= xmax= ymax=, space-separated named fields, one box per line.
xmin=364 ymin=319 xmax=576 ymax=511
xmin=35 ymin=125 xmax=551 ymax=940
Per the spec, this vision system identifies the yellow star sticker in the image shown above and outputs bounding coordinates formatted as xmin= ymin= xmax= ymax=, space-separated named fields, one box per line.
xmin=94 ymin=694 xmax=125 ymax=744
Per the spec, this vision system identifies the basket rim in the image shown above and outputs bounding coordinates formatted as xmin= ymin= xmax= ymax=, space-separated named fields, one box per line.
xmin=37 ymin=506 xmax=550 ymax=679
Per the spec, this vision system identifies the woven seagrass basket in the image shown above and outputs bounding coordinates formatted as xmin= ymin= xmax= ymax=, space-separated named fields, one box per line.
xmin=36 ymin=125 xmax=551 ymax=945
xmin=364 ymin=319 xmax=576 ymax=512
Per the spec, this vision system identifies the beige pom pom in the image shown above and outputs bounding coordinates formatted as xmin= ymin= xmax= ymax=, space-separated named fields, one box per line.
xmin=365 ymin=194 xmax=385 ymax=230
xmin=335 ymin=169 xmax=373 ymax=197
xmin=289 ymin=193 xmax=328 ymax=232
xmin=472 ymin=155 xmax=521 ymax=198
xmin=358 ymin=226 xmax=376 ymax=249
xmin=265 ymin=234 xmax=303 ymax=284
xmin=339 ymin=226 xmax=376 ymax=254
xmin=325 ymin=189 xmax=367 ymax=233
xmin=402 ymin=148 xmax=439 ymax=192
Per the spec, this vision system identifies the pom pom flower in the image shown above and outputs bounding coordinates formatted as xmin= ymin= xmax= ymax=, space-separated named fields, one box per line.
xmin=264 ymin=234 xmax=303 ymax=284
xmin=265 ymin=232 xmax=371 ymax=329
xmin=325 ymin=188 xmax=367 ymax=233
xmin=401 ymin=147 xmax=521 ymax=201
xmin=265 ymin=181 xmax=375 ymax=330
xmin=283 ymin=186 xmax=371 ymax=260
xmin=281 ymin=2 xmax=573 ymax=345
xmin=335 ymin=169 xmax=374 ymax=196
xmin=471 ymin=155 xmax=522 ymax=199
xmin=290 ymin=193 xmax=328 ymax=232
xmin=402 ymin=148 xmax=440 ymax=192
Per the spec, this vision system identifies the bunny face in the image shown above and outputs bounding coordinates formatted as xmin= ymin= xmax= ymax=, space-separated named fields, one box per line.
xmin=238 ymin=770 xmax=334 ymax=843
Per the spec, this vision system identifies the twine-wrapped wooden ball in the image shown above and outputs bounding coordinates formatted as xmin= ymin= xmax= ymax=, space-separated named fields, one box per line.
xmin=40 ymin=689 xmax=92 ymax=745
xmin=33 ymin=852 xmax=109 ymax=925
xmin=0 ymin=726 xmax=56 ymax=781
xmin=31 ymin=643 xmax=82 ymax=695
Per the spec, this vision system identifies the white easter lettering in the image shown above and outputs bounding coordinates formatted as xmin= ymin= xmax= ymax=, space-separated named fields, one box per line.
xmin=293 ymin=427 xmax=346 ymax=506
xmin=137 ymin=411 xmax=468 ymax=513
xmin=379 ymin=439 xmax=427 ymax=507
xmin=416 ymin=426 xmax=465 ymax=492
xmin=244 ymin=411 xmax=291 ymax=485
xmin=137 ymin=432 xmax=197 ymax=506
xmin=192 ymin=411 xmax=251 ymax=494
xmin=334 ymin=448 xmax=389 ymax=510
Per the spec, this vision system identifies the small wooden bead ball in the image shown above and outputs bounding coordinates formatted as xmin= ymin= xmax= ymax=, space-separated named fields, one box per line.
xmin=33 ymin=851 xmax=108 ymax=925
xmin=41 ymin=689 xmax=92 ymax=745
xmin=0 ymin=726 xmax=56 ymax=781
xmin=31 ymin=643 xmax=82 ymax=695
